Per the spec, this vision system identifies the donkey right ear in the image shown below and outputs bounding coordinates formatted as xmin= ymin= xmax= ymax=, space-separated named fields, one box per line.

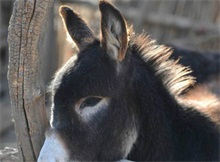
xmin=59 ymin=6 xmax=95 ymax=51
xmin=99 ymin=1 xmax=128 ymax=62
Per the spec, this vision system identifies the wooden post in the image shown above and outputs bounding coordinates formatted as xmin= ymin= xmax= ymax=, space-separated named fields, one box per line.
xmin=7 ymin=0 xmax=53 ymax=161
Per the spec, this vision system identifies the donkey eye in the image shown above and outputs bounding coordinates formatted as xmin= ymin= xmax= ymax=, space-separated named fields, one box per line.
xmin=79 ymin=97 xmax=102 ymax=109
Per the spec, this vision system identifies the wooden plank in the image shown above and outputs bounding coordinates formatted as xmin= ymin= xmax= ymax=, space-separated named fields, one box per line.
xmin=120 ymin=7 xmax=219 ymax=33
xmin=7 ymin=0 xmax=53 ymax=161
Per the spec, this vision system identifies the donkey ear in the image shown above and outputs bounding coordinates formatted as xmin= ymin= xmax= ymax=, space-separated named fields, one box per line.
xmin=99 ymin=1 xmax=128 ymax=62
xmin=59 ymin=6 xmax=95 ymax=51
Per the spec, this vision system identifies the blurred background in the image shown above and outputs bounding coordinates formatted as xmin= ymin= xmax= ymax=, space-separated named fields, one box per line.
xmin=0 ymin=0 xmax=219 ymax=150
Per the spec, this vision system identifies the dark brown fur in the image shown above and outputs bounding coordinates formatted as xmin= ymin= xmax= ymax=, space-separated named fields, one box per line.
xmin=46 ymin=1 xmax=220 ymax=161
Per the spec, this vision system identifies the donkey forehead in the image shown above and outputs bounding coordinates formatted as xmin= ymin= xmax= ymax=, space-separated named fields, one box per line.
xmin=53 ymin=42 xmax=119 ymax=101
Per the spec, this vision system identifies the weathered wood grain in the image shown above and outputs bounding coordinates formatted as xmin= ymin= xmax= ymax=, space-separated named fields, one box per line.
xmin=7 ymin=0 xmax=53 ymax=161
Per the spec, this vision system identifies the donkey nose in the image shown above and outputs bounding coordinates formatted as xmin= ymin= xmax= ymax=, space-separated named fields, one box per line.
xmin=37 ymin=129 xmax=69 ymax=162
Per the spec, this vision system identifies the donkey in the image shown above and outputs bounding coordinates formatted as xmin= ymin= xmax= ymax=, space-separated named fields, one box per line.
xmin=38 ymin=1 xmax=220 ymax=161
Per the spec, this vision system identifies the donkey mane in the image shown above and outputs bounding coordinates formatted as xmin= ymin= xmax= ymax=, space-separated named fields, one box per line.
xmin=130 ymin=33 xmax=195 ymax=96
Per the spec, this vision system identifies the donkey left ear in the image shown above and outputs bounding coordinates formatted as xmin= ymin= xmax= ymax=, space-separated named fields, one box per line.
xmin=59 ymin=6 xmax=95 ymax=51
xmin=99 ymin=1 xmax=128 ymax=62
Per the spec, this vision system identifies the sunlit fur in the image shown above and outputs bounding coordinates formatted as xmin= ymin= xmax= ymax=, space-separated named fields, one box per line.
xmin=130 ymin=33 xmax=195 ymax=96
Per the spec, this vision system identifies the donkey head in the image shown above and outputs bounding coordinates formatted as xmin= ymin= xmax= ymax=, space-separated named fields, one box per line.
xmin=38 ymin=1 xmax=138 ymax=161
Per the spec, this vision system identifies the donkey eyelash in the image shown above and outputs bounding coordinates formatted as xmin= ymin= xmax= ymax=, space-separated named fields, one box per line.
xmin=75 ymin=96 xmax=110 ymax=120
xmin=75 ymin=96 xmax=105 ymax=111
xmin=79 ymin=97 xmax=102 ymax=109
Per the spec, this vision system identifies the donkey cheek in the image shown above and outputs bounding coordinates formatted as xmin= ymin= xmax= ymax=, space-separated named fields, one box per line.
xmin=37 ymin=133 xmax=70 ymax=162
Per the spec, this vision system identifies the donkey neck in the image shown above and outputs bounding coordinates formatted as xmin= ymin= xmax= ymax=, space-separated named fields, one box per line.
xmin=128 ymin=53 xmax=219 ymax=161
xmin=126 ymin=53 xmax=180 ymax=160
